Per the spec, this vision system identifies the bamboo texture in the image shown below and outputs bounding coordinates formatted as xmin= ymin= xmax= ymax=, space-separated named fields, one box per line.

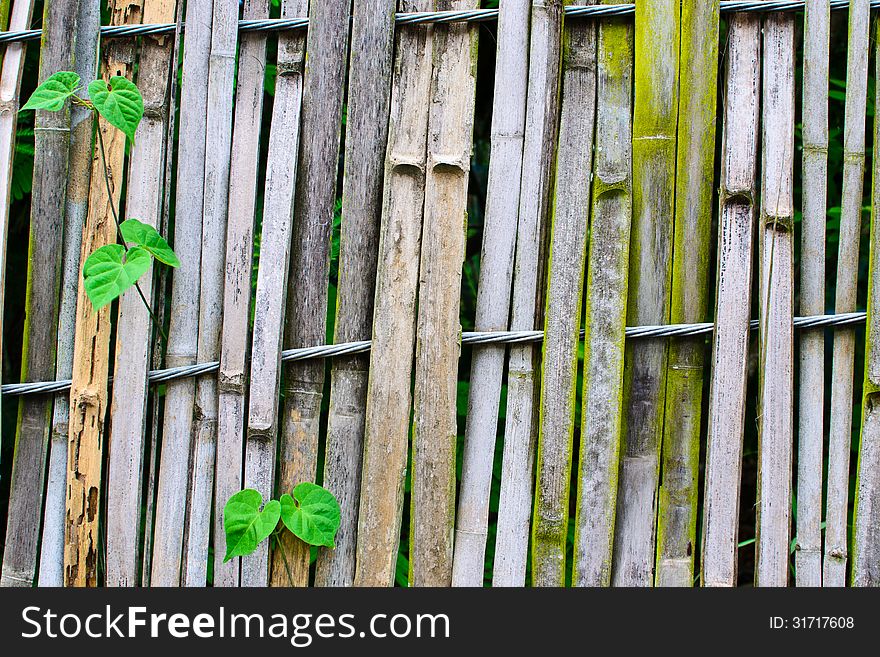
xmin=797 ymin=0 xmax=829 ymax=588
xmin=823 ymin=0 xmax=870 ymax=588
xmin=453 ymin=0 xmax=530 ymax=587
xmin=572 ymin=7 xmax=631 ymax=588
xmin=316 ymin=0 xmax=397 ymax=588
xmin=497 ymin=0 xmax=563 ymax=588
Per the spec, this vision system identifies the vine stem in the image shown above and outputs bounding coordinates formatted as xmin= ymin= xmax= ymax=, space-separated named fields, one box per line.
xmin=87 ymin=98 xmax=169 ymax=344
xmin=272 ymin=528 xmax=296 ymax=587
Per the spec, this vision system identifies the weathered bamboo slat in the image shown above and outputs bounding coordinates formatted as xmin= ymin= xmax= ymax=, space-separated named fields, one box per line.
xmin=613 ymin=0 xmax=679 ymax=587
xmin=315 ymin=0 xmax=396 ymax=588
xmin=243 ymin=0 xmax=308 ymax=588
xmin=701 ymin=13 xmax=761 ymax=587
xmin=214 ymin=0 xmax=269 ymax=589
xmin=533 ymin=5 xmax=597 ymax=589
xmin=572 ymin=9 xmax=631 ymax=588
xmin=106 ymin=0 xmax=177 ymax=588
xmin=755 ymin=11 xmax=795 ymax=588
xmin=181 ymin=0 xmax=239 ymax=587
xmin=354 ymin=0 xmax=434 ymax=588
xmin=655 ymin=0 xmax=718 ymax=587
xmin=823 ymin=0 xmax=869 ymax=588
xmin=65 ymin=0 xmax=143 ymax=587
xmin=39 ymin=0 xmax=101 ymax=588
xmin=494 ymin=0 xmax=563 ymax=588
xmin=151 ymin=0 xmax=212 ymax=587
xmin=852 ymin=24 xmax=880 ymax=586
xmin=271 ymin=0 xmax=350 ymax=588
xmin=452 ymin=0 xmax=529 ymax=588
xmin=2 ymin=0 xmax=70 ymax=589
xmin=796 ymin=0 xmax=829 ymax=589
xmin=410 ymin=0 xmax=479 ymax=587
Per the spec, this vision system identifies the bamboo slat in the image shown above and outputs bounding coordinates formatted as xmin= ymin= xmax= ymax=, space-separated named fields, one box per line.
xmin=572 ymin=9 xmax=631 ymax=588
xmin=533 ymin=4 xmax=597 ymax=589
xmin=701 ymin=13 xmax=761 ymax=588
xmin=494 ymin=0 xmax=563 ymax=588
xmin=315 ymin=0 xmax=397 ymax=588
xmin=452 ymin=0 xmax=529 ymax=588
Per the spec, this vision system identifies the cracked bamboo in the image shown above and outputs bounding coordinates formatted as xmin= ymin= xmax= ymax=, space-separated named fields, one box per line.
xmin=823 ymin=0 xmax=869 ymax=588
xmin=243 ymin=0 xmax=308 ymax=588
xmin=796 ymin=0 xmax=829 ymax=588
xmin=655 ymin=0 xmax=719 ymax=588
xmin=572 ymin=8 xmax=631 ymax=588
xmin=534 ymin=4 xmax=597 ymax=588
xmin=701 ymin=13 xmax=761 ymax=587
xmin=613 ymin=0 xmax=679 ymax=588
xmin=214 ymin=0 xmax=269 ymax=589
xmin=452 ymin=0 xmax=529 ymax=588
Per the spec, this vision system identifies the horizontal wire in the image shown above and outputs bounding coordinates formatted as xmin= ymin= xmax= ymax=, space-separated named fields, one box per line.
xmin=0 ymin=312 xmax=866 ymax=397
xmin=0 ymin=2 xmax=874 ymax=45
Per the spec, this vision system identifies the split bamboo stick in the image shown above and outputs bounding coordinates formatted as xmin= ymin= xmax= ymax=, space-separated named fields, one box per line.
xmin=65 ymin=0 xmax=144 ymax=587
xmin=315 ymin=0 xmax=397 ymax=588
xmin=243 ymin=0 xmax=308 ymax=588
xmin=182 ymin=0 xmax=239 ymax=587
xmin=613 ymin=0 xmax=679 ymax=587
xmin=354 ymin=0 xmax=434 ymax=588
xmin=151 ymin=0 xmax=213 ymax=587
xmin=700 ymin=13 xmax=761 ymax=588
xmin=533 ymin=4 xmax=597 ymax=588
xmin=755 ymin=10 xmax=795 ymax=588
xmin=106 ymin=0 xmax=177 ymax=587
xmin=1 ymin=0 xmax=63 ymax=589
xmin=655 ymin=0 xmax=719 ymax=587
xmin=214 ymin=0 xmax=269 ymax=589
xmin=796 ymin=0 xmax=829 ymax=588
xmin=572 ymin=8 xmax=631 ymax=588
xmin=409 ymin=0 xmax=479 ymax=587
xmin=39 ymin=0 xmax=100 ymax=588
xmin=823 ymin=0 xmax=870 ymax=588
xmin=271 ymin=0 xmax=350 ymax=588
xmin=494 ymin=0 xmax=563 ymax=587
xmin=852 ymin=21 xmax=880 ymax=586
xmin=451 ymin=0 xmax=529 ymax=588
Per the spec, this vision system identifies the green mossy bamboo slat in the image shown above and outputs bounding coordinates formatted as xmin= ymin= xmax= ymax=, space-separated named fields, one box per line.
xmin=533 ymin=3 xmax=597 ymax=588
xmin=613 ymin=0 xmax=679 ymax=587
xmin=452 ymin=0 xmax=529 ymax=587
xmin=852 ymin=18 xmax=880 ymax=586
xmin=796 ymin=0 xmax=829 ymax=588
xmin=272 ymin=0 xmax=351 ymax=587
xmin=2 ymin=0 xmax=73 ymax=589
xmin=106 ymin=0 xmax=177 ymax=587
xmin=214 ymin=0 xmax=269 ymax=589
xmin=244 ymin=0 xmax=308 ymax=587
xmin=316 ymin=0 xmax=397 ymax=588
xmin=655 ymin=0 xmax=718 ymax=587
xmin=495 ymin=0 xmax=563 ymax=588
xmin=823 ymin=0 xmax=870 ymax=588
xmin=701 ymin=14 xmax=761 ymax=587
xmin=572 ymin=7 xmax=631 ymax=588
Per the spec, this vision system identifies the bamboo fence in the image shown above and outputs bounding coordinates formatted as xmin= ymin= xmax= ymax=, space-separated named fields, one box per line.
xmin=1 ymin=0 xmax=879 ymax=588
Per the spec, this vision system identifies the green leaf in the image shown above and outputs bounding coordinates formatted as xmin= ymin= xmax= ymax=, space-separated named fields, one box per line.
xmin=88 ymin=76 xmax=144 ymax=142
xmin=82 ymin=244 xmax=151 ymax=310
xmin=120 ymin=218 xmax=180 ymax=267
xmin=280 ymin=483 xmax=341 ymax=549
xmin=223 ymin=489 xmax=282 ymax=562
xmin=20 ymin=71 xmax=81 ymax=112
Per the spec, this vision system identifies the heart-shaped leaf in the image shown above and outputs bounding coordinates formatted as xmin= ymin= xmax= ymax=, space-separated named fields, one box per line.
xmin=120 ymin=218 xmax=180 ymax=267
xmin=21 ymin=71 xmax=81 ymax=112
xmin=280 ymin=483 xmax=341 ymax=549
xmin=82 ymin=244 xmax=151 ymax=310
xmin=223 ymin=489 xmax=281 ymax=562
xmin=88 ymin=76 xmax=144 ymax=143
